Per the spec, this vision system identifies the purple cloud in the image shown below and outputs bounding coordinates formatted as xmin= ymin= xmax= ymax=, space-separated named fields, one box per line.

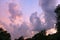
xmin=30 ymin=12 xmax=43 ymax=31
xmin=39 ymin=0 xmax=57 ymax=29
xmin=8 ymin=3 xmax=22 ymax=22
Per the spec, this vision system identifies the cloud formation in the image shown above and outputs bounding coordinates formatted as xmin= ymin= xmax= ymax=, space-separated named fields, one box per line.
xmin=0 ymin=0 xmax=58 ymax=40
xmin=39 ymin=0 xmax=57 ymax=29
xmin=8 ymin=3 xmax=37 ymax=40
xmin=30 ymin=12 xmax=43 ymax=31
xmin=9 ymin=22 xmax=30 ymax=39
xmin=9 ymin=3 xmax=23 ymax=22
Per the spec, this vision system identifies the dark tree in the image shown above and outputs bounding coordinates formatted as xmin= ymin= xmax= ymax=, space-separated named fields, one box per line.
xmin=32 ymin=30 xmax=47 ymax=40
xmin=0 ymin=28 xmax=11 ymax=40
xmin=47 ymin=33 xmax=58 ymax=40
xmin=55 ymin=4 xmax=60 ymax=32
xmin=54 ymin=4 xmax=60 ymax=40
xmin=15 ymin=36 xmax=24 ymax=40
xmin=25 ymin=38 xmax=33 ymax=40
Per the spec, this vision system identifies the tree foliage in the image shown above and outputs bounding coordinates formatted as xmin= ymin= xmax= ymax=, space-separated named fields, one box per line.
xmin=54 ymin=4 xmax=60 ymax=40
xmin=0 ymin=28 xmax=11 ymax=40
xmin=15 ymin=36 xmax=24 ymax=40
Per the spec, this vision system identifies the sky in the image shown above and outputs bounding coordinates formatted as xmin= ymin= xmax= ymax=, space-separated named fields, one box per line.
xmin=0 ymin=0 xmax=60 ymax=40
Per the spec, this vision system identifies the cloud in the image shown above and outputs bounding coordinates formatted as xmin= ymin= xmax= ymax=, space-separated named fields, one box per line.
xmin=30 ymin=12 xmax=43 ymax=31
xmin=0 ymin=21 xmax=7 ymax=30
xmin=8 ymin=3 xmax=22 ymax=22
xmin=46 ymin=28 xmax=57 ymax=36
xmin=8 ymin=3 xmax=24 ymax=39
xmin=8 ymin=2 xmax=35 ymax=40
xmin=17 ymin=22 xmax=30 ymax=37
xmin=39 ymin=0 xmax=57 ymax=29
xmin=0 ymin=0 xmax=58 ymax=40
xmin=0 ymin=21 xmax=7 ymax=29
xmin=8 ymin=3 xmax=23 ymax=25
xmin=9 ymin=22 xmax=35 ymax=39
xmin=0 ymin=0 xmax=34 ymax=40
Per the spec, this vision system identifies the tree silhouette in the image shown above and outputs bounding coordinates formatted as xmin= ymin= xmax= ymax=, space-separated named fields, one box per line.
xmin=55 ymin=4 xmax=60 ymax=32
xmin=0 ymin=28 xmax=11 ymax=40
xmin=54 ymin=4 xmax=60 ymax=40
xmin=15 ymin=36 xmax=24 ymax=40
xmin=47 ymin=33 xmax=58 ymax=40
xmin=32 ymin=30 xmax=47 ymax=40
xmin=25 ymin=38 xmax=32 ymax=40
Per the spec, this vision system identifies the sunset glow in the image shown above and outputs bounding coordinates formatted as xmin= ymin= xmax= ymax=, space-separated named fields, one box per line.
xmin=0 ymin=0 xmax=60 ymax=40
